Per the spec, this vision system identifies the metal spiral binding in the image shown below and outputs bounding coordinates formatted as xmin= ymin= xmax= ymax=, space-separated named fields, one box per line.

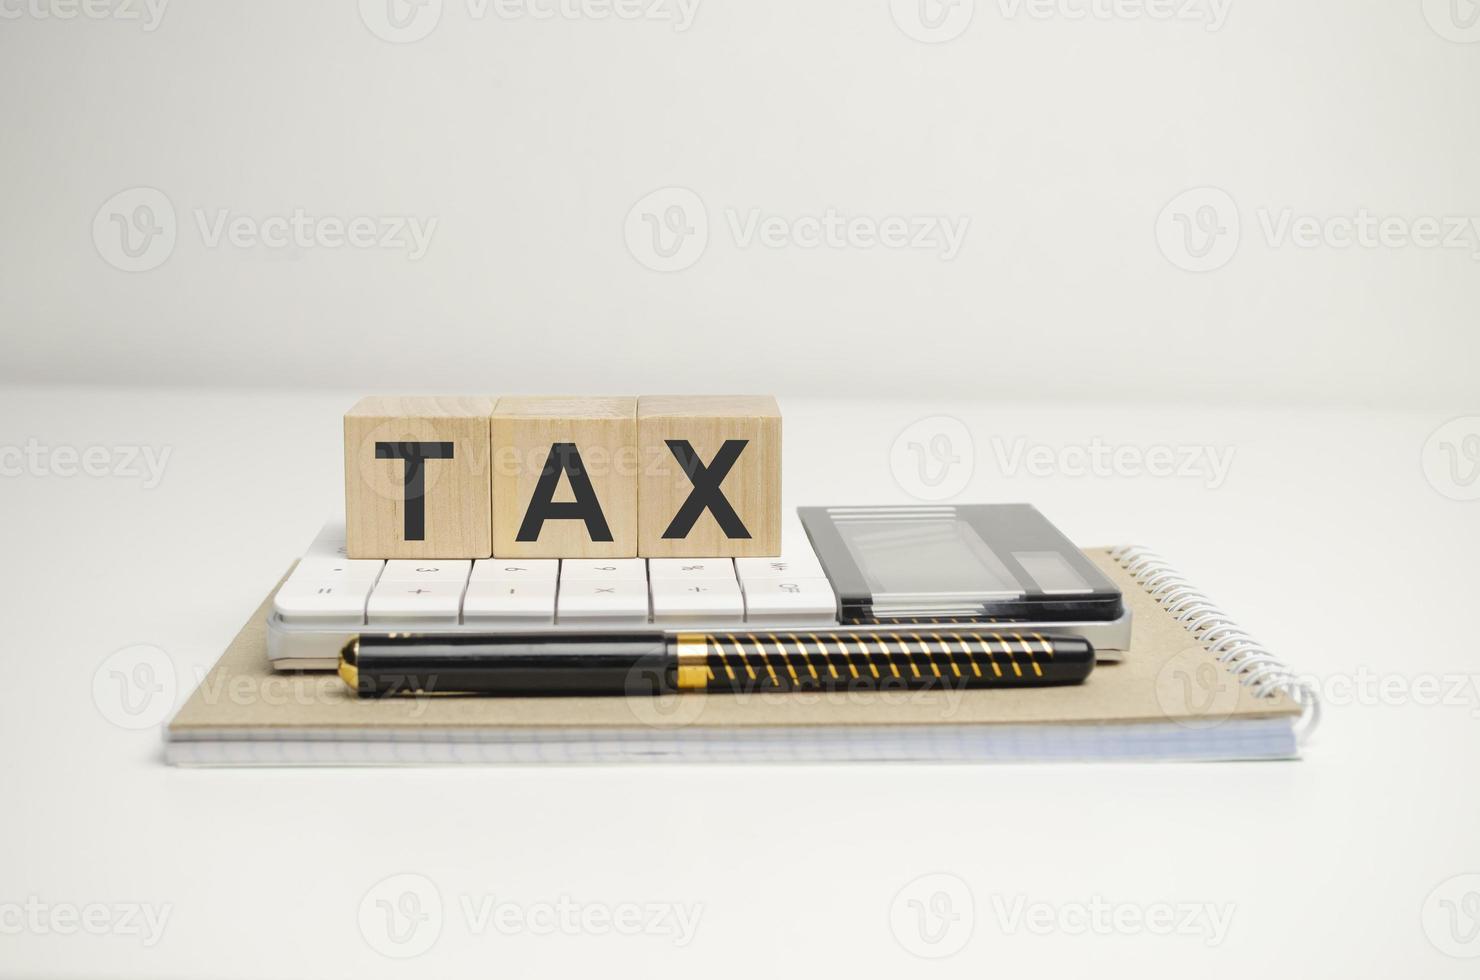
xmin=1109 ymin=545 xmax=1321 ymax=740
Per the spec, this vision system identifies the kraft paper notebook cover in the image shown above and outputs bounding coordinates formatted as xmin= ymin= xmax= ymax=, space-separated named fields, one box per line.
xmin=165 ymin=548 xmax=1319 ymax=765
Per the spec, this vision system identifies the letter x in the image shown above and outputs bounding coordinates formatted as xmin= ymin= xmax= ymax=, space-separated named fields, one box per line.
xmin=662 ymin=439 xmax=751 ymax=540
xmin=376 ymin=441 xmax=454 ymax=541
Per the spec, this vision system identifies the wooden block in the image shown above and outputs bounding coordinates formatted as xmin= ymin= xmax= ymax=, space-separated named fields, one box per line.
xmin=492 ymin=396 xmax=638 ymax=558
xmin=637 ymin=395 xmax=781 ymax=558
xmin=344 ymin=396 xmax=494 ymax=559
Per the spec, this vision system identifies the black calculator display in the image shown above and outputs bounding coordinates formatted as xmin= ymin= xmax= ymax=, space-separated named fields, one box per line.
xmin=798 ymin=505 xmax=1123 ymax=624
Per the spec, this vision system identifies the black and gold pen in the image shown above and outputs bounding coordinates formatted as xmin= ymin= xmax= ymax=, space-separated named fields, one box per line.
xmin=339 ymin=629 xmax=1094 ymax=697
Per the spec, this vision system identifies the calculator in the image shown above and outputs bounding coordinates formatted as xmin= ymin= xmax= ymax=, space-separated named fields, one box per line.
xmin=267 ymin=522 xmax=840 ymax=670
xmin=267 ymin=520 xmax=1133 ymax=671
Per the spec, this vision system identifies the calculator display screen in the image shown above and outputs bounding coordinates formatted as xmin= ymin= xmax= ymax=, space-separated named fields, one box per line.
xmin=834 ymin=518 xmax=1023 ymax=598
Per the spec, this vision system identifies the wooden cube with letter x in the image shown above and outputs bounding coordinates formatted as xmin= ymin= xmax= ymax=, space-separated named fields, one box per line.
xmin=491 ymin=396 xmax=638 ymax=558
xmin=637 ymin=395 xmax=781 ymax=558
xmin=344 ymin=396 xmax=495 ymax=559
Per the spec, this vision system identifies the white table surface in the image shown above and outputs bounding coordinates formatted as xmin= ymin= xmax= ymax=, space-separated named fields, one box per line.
xmin=2 ymin=386 xmax=1476 ymax=978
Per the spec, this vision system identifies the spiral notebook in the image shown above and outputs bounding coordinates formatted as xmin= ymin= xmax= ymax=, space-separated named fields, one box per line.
xmin=164 ymin=547 xmax=1320 ymax=765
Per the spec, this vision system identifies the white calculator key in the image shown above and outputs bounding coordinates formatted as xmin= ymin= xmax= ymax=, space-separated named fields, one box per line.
xmin=741 ymin=577 xmax=837 ymax=625
xmin=736 ymin=553 xmax=825 ymax=581
xmin=366 ymin=580 xmax=465 ymax=626
xmin=469 ymin=559 xmax=559 ymax=585
xmin=380 ymin=560 xmax=473 ymax=583
xmin=650 ymin=579 xmax=744 ymax=624
xmin=560 ymin=559 xmax=647 ymax=582
xmin=647 ymin=558 xmax=737 ymax=582
xmin=556 ymin=580 xmax=649 ymax=622
xmin=274 ymin=577 xmax=374 ymax=626
xmin=463 ymin=581 xmax=557 ymax=625
xmin=289 ymin=557 xmax=383 ymax=583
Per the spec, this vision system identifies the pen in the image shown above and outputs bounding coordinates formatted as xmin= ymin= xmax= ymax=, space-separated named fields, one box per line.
xmin=338 ymin=629 xmax=1094 ymax=697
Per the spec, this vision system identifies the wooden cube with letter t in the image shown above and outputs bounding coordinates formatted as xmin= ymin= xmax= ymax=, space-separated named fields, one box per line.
xmin=637 ymin=395 xmax=781 ymax=558
xmin=344 ymin=396 xmax=495 ymax=559
xmin=492 ymin=396 xmax=638 ymax=558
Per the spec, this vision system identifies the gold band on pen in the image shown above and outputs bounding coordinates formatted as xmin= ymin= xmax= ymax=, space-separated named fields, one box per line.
xmin=338 ymin=637 xmax=360 ymax=691
xmin=675 ymin=632 xmax=710 ymax=690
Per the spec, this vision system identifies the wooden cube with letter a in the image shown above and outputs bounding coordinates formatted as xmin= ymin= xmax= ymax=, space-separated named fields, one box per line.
xmin=344 ymin=396 xmax=494 ymax=559
xmin=492 ymin=396 xmax=638 ymax=558
xmin=637 ymin=395 xmax=781 ymax=558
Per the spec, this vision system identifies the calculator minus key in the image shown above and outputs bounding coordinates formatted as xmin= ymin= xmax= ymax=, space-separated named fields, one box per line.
xmin=463 ymin=581 xmax=557 ymax=625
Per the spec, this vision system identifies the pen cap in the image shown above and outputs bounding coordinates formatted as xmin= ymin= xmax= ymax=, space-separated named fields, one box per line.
xmin=346 ymin=633 xmax=673 ymax=697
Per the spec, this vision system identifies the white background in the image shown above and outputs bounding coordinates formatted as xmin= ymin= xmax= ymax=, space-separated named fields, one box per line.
xmin=1 ymin=0 xmax=1478 ymax=401
xmin=1 ymin=1 xmax=1479 ymax=978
